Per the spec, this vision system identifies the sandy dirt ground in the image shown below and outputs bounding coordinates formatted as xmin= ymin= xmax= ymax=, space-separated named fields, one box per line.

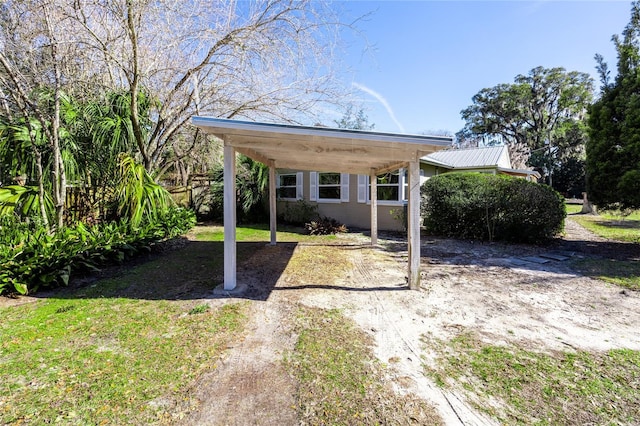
xmin=3 ymin=219 xmax=638 ymax=425
xmin=179 ymin=218 xmax=640 ymax=425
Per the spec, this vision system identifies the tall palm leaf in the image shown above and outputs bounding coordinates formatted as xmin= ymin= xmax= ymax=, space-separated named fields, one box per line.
xmin=0 ymin=184 xmax=53 ymax=220
xmin=237 ymin=154 xmax=269 ymax=215
xmin=0 ymin=118 xmax=47 ymax=185
xmin=65 ymin=91 xmax=148 ymax=222
xmin=114 ymin=153 xmax=172 ymax=227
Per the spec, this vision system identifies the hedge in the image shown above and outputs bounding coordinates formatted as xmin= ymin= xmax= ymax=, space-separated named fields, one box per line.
xmin=421 ymin=173 xmax=565 ymax=243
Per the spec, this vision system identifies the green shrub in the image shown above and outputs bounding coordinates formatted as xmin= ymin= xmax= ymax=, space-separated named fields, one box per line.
xmin=421 ymin=173 xmax=565 ymax=243
xmin=305 ymin=217 xmax=347 ymax=235
xmin=0 ymin=207 xmax=196 ymax=296
xmin=280 ymin=199 xmax=319 ymax=225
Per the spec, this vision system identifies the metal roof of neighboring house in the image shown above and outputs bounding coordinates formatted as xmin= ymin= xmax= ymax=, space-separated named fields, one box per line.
xmin=421 ymin=145 xmax=512 ymax=169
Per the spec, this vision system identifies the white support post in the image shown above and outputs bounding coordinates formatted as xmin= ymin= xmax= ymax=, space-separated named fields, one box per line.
xmin=370 ymin=169 xmax=378 ymax=246
xmin=269 ymin=165 xmax=277 ymax=246
xmin=407 ymin=160 xmax=421 ymax=290
xmin=223 ymin=143 xmax=237 ymax=291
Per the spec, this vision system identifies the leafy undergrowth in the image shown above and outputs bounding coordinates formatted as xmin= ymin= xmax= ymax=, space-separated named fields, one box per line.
xmin=288 ymin=306 xmax=442 ymax=425
xmin=0 ymin=207 xmax=196 ymax=295
xmin=0 ymin=297 xmax=246 ymax=424
xmin=424 ymin=332 xmax=640 ymax=425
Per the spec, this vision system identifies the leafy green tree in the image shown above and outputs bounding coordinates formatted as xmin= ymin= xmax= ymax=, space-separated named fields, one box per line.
xmin=460 ymin=67 xmax=593 ymax=189
xmin=0 ymin=90 xmax=168 ymax=225
xmin=587 ymin=1 xmax=640 ymax=210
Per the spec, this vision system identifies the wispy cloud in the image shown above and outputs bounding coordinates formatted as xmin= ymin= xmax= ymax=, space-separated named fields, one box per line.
xmin=352 ymin=82 xmax=405 ymax=133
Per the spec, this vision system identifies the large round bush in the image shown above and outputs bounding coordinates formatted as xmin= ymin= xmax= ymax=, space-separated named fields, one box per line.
xmin=421 ymin=173 xmax=565 ymax=243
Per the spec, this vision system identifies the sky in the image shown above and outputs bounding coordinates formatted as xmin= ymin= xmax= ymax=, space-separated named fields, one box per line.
xmin=335 ymin=0 xmax=632 ymax=135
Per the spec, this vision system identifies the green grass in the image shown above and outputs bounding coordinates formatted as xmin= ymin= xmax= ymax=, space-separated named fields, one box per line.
xmin=0 ymin=299 xmax=246 ymax=424
xmin=424 ymin=332 xmax=640 ymax=425
xmin=565 ymin=203 xmax=583 ymax=215
xmin=566 ymin=207 xmax=640 ymax=289
xmin=192 ymin=223 xmax=339 ymax=243
xmin=571 ymin=215 xmax=640 ymax=243
xmin=569 ymin=209 xmax=640 ymax=243
xmin=288 ymin=306 xmax=442 ymax=425
xmin=573 ymin=258 xmax=640 ymax=290
xmin=0 ymin=225 xmax=253 ymax=425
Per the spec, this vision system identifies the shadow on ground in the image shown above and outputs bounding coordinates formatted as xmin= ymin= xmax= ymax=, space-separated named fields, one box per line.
xmin=29 ymin=224 xmax=640 ymax=304
xmin=36 ymin=240 xmax=295 ymax=302
xmin=38 ymin=237 xmax=409 ymax=303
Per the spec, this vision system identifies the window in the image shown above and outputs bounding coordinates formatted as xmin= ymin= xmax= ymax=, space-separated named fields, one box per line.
xmin=358 ymin=169 xmax=407 ymax=204
xmin=375 ymin=171 xmax=402 ymax=201
xmin=276 ymin=172 xmax=302 ymax=200
xmin=318 ymin=172 xmax=341 ymax=200
xmin=310 ymin=172 xmax=349 ymax=202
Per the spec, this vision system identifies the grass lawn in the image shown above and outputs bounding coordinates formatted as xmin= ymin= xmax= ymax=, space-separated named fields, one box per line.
xmin=566 ymin=205 xmax=640 ymax=290
xmin=0 ymin=224 xmax=344 ymax=424
xmin=191 ymin=222 xmax=340 ymax=243
xmin=0 ymin=294 xmax=246 ymax=424
xmin=565 ymin=203 xmax=583 ymax=215
xmin=573 ymin=257 xmax=640 ymax=291
xmin=569 ymin=208 xmax=640 ymax=244
xmin=424 ymin=332 xmax=640 ymax=425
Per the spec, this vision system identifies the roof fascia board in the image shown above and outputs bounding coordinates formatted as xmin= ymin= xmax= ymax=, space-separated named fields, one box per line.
xmin=192 ymin=116 xmax=452 ymax=147
xmin=420 ymin=158 xmax=453 ymax=168
xmin=497 ymin=167 xmax=541 ymax=177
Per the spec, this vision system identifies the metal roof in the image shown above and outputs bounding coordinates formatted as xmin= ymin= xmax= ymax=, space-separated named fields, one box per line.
xmin=192 ymin=117 xmax=452 ymax=175
xmin=421 ymin=145 xmax=512 ymax=169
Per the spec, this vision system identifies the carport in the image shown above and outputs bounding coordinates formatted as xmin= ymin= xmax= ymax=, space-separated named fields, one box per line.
xmin=191 ymin=117 xmax=451 ymax=292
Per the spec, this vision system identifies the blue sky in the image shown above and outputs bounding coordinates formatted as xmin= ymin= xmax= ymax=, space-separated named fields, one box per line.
xmin=337 ymin=1 xmax=631 ymax=135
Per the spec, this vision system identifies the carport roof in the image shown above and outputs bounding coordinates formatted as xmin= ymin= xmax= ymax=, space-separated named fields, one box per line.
xmin=191 ymin=117 xmax=453 ymax=175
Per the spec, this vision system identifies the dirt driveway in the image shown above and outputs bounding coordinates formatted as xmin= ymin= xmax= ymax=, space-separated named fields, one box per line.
xmin=181 ymin=219 xmax=640 ymax=425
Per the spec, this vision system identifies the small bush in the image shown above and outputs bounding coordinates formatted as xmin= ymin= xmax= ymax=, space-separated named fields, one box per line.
xmin=422 ymin=173 xmax=565 ymax=243
xmin=280 ymin=199 xmax=319 ymax=225
xmin=305 ymin=217 xmax=348 ymax=235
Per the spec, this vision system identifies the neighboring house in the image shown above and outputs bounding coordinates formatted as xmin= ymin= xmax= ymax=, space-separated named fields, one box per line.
xmin=276 ymin=145 xmax=539 ymax=231
xmin=420 ymin=145 xmax=540 ymax=183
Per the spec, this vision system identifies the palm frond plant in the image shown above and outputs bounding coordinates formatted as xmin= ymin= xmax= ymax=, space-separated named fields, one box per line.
xmin=114 ymin=153 xmax=173 ymax=227
xmin=61 ymin=92 xmax=141 ymax=222
xmin=206 ymin=154 xmax=270 ymax=222
xmin=237 ymin=154 xmax=269 ymax=219
xmin=0 ymin=184 xmax=54 ymax=220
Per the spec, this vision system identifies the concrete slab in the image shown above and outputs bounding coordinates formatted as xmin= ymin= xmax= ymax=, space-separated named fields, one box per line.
xmin=539 ymin=253 xmax=570 ymax=261
xmin=549 ymin=250 xmax=576 ymax=257
xmin=509 ymin=258 xmax=533 ymax=266
xmin=520 ymin=256 xmax=550 ymax=264
xmin=213 ymin=283 xmax=249 ymax=296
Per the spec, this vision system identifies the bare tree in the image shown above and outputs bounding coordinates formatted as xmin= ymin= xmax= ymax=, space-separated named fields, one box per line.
xmin=66 ymin=0 xmax=353 ymax=179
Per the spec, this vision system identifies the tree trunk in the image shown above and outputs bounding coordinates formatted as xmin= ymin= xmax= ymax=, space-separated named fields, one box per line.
xmin=44 ymin=4 xmax=66 ymax=229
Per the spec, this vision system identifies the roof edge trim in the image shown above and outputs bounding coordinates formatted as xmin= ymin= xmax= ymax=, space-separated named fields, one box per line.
xmin=191 ymin=117 xmax=453 ymax=146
